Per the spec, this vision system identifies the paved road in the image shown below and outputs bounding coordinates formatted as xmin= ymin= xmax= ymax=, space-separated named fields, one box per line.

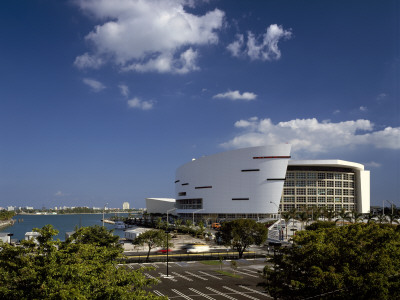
xmin=123 ymin=258 xmax=273 ymax=300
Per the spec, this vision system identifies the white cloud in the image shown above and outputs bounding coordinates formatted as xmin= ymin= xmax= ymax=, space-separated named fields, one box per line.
xmin=75 ymin=0 xmax=224 ymax=73
xmin=376 ymin=93 xmax=387 ymax=102
xmin=213 ymin=90 xmax=257 ymax=101
xmin=54 ymin=191 xmax=66 ymax=197
xmin=118 ymin=84 xmax=129 ymax=97
xmin=333 ymin=109 xmax=341 ymax=114
xmin=74 ymin=52 xmax=104 ymax=69
xmin=127 ymin=97 xmax=154 ymax=110
xmin=221 ymin=117 xmax=400 ymax=152
xmin=227 ymin=24 xmax=292 ymax=61
xmin=359 ymin=106 xmax=367 ymax=112
xmin=82 ymin=78 xmax=106 ymax=92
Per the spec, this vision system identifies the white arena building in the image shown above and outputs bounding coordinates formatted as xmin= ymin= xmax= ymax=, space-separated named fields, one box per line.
xmin=174 ymin=145 xmax=370 ymax=222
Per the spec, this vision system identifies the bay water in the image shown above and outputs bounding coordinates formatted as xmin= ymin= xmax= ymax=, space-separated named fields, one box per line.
xmin=0 ymin=213 xmax=130 ymax=242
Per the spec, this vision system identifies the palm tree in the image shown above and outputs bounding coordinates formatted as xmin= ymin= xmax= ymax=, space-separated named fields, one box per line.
xmin=174 ymin=218 xmax=182 ymax=231
xmin=364 ymin=212 xmax=376 ymax=224
xmin=386 ymin=212 xmax=399 ymax=225
xmin=377 ymin=214 xmax=387 ymax=224
xmin=289 ymin=208 xmax=298 ymax=231
xmin=281 ymin=211 xmax=291 ymax=240
xmin=298 ymin=211 xmax=309 ymax=230
xmin=324 ymin=208 xmax=336 ymax=222
xmin=336 ymin=208 xmax=351 ymax=226
xmin=351 ymin=210 xmax=364 ymax=223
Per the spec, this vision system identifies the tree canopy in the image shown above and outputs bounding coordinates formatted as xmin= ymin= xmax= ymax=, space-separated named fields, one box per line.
xmin=133 ymin=229 xmax=172 ymax=261
xmin=0 ymin=225 xmax=164 ymax=300
xmin=218 ymin=219 xmax=268 ymax=258
xmin=264 ymin=223 xmax=400 ymax=299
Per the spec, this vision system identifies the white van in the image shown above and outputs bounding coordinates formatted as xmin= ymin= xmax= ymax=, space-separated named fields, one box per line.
xmin=186 ymin=244 xmax=210 ymax=253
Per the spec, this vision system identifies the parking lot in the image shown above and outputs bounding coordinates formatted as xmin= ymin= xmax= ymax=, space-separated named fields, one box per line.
xmin=123 ymin=258 xmax=273 ymax=300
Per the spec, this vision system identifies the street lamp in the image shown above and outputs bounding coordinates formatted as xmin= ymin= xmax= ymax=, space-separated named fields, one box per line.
xmin=270 ymin=201 xmax=281 ymax=220
xmin=102 ymin=203 xmax=108 ymax=227
xmin=192 ymin=209 xmax=204 ymax=225
xmin=386 ymin=200 xmax=395 ymax=215
xmin=165 ymin=229 xmax=170 ymax=277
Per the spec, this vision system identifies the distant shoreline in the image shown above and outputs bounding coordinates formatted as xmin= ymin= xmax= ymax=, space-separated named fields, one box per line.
xmin=0 ymin=219 xmax=15 ymax=230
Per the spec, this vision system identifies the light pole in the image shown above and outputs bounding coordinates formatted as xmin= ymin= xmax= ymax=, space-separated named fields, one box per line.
xmin=102 ymin=203 xmax=108 ymax=227
xmin=386 ymin=200 xmax=395 ymax=215
xmin=192 ymin=209 xmax=204 ymax=225
xmin=270 ymin=201 xmax=281 ymax=220
xmin=166 ymin=208 xmax=177 ymax=227
xmin=165 ymin=229 xmax=170 ymax=276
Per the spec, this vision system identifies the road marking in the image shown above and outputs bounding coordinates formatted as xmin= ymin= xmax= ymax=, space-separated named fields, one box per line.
xmin=198 ymin=270 xmax=222 ymax=280
xmin=172 ymin=289 xmax=194 ymax=300
xmin=172 ymin=272 xmax=193 ymax=281
xmin=239 ymin=285 xmax=270 ymax=297
xmin=233 ymin=269 xmax=259 ymax=278
xmin=185 ymin=271 xmax=208 ymax=281
xmin=139 ymin=263 xmax=146 ymax=268
xmin=223 ymin=286 xmax=260 ymax=300
xmin=144 ymin=273 xmax=160 ymax=283
xmin=205 ymin=287 xmax=238 ymax=300
xmin=242 ymin=268 xmax=260 ymax=274
xmin=189 ymin=288 xmax=216 ymax=300
xmin=158 ymin=272 xmax=177 ymax=282
xmin=151 ymin=263 xmax=159 ymax=268
xmin=153 ymin=290 xmax=164 ymax=296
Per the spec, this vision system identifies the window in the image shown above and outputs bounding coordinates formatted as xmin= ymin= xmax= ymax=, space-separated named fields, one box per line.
xmin=327 ymin=197 xmax=334 ymax=203
xmin=349 ymin=190 xmax=355 ymax=196
xmin=175 ymin=180 xmax=180 ymax=183
xmin=195 ymin=186 xmax=212 ymax=189
xmin=284 ymin=181 xmax=295 ymax=187
xmin=334 ymin=174 xmax=342 ymax=180
xmin=335 ymin=189 xmax=342 ymax=195
xmin=349 ymin=197 xmax=355 ymax=203
xmin=307 ymin=180 xmax=317 ymax=187
xmin=327 ymin=189 xmax=334 ymax=195
xmin=318 ymin=197 xmax=326 ymax=203
xmin=349 ymin=174 xmax=355 ymax=180
xmin=327 ymin=181 xmax=334 ymax=187
xmin=318 ymin=181 xmax=326 ymax=187
xmin=350 ymin=182 xmax=355 ymax=188
xmin=343 ymin=174 xmax=349 ymax=180
xmin=283 ymin=196 xmax=295 ymax=203
xmin=176 ymin=198 xmax=202 ymax=209
xmin=307 ymin=173 xmax=317 ymax=179
xmin=308 ymin=196 xmax=317 ymax=203
xmin=178 ymin=192 xmax=186 ymax=196
xmin=335 ymin=181 xmax=342 ymax=187
xmin=297 ymin=188 xmax=306 ymax=195
xmin=284 ymin=188 xmax=295 ymax=195
xmin=343 ymin=182 xmax=349 ymax=188
xmin=296 ymin=172 xmax=306 ymax=179
xmin=343 ymin=204 xmax=349 ymax=210
xmin=232 ymin=198 xmax=249 ymax=200
xmin=318 ymin=189 xmax=326 ymax=195
xmin=307 ymin=188 xmax=317 ymax=195
xmin=318 ymin=173 xmax=325 ymax=179
xmin=283 ymin=204 xmax=295 ymax=211
xmin=241 ymin=169 xmax=260 ymax=172
xmin=296 ymin=180 xmax=306 ymax=187
xmin=343 ymin=197 xmax=349 ymax=203
xmin=286 ymin=172 xmax=295 ymax=179
xmin=335 ymin=197 xmax=342 ymax=203
xmin=327 ymin=173 xmax=334 ymax=179
xmin=297 ymin=197 xmax=306 ymax=203
xmin=181 ymin=183 xmax=189 ymax=186
xmin=335 ymin=204 xmax=342 ymax=211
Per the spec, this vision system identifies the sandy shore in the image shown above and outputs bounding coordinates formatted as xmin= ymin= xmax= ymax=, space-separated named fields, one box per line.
xmin=0 ymin=220 xmax=15 ymax=230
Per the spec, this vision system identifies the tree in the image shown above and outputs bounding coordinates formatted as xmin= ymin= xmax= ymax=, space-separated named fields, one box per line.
xmin=133 ymin=229 xmax=172 ymax=261
xmin=218 ymin=219 xmax=268 ymax=259
xmin=351 ymin=210 xmax=364 ymax=223
xmin=336 ymin=208 xmax=351 ymax=226
xmin=281 ymin=212 xmax=291 ymax=240
xmin=264 ymin=223 xmax=400 ymax=299
xmin=0 ymin=225 xmax=164 ymax=299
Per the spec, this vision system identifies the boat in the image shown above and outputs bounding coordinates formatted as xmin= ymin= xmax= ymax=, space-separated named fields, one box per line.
xmin=115 ymin=221 xmax=126 ymax=230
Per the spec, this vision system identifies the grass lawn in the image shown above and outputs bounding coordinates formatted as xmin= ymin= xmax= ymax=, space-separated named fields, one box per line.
xmin=199 ymin=260 xmax=222 ymax=266
xmin=215 ymin=270 xmax=242 ymax=278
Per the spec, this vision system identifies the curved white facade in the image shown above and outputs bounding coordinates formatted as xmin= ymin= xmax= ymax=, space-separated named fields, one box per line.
xmin=175 ymin=145 xmax=291 ymax=217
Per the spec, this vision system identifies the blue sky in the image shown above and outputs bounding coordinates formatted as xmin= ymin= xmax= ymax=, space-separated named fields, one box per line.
xmin=0 ymin=0 xmax=398 ymax=209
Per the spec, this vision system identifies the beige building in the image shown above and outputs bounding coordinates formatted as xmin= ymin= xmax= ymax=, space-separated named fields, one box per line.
xmin=122 ymin=202 xmax=130 ymax=210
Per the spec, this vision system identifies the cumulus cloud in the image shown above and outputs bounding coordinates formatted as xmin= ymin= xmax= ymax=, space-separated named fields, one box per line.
xmin=74 ymin=0 xmax=224 ymax=74
xmin=364 ymin=161 xmax=382 ymax=168
xmin=82 ymin=78 xmax=106 ymax=92
xmin=221 ymin=117 xmax=400 ymax=152
xmin=118 ymin=84 xmax=129 ymax=97
xmin=227 ymin=24 xmax=292 ymax=60
xmin=359 ymin=106 xmax=367 ymax=112
xmin=127 ymin=97 xmax=154 ymax=110
xmin=74 ymin=52 xmax=104 ymax=69
xmin=213 ymin=90 xmax=257 ymax=101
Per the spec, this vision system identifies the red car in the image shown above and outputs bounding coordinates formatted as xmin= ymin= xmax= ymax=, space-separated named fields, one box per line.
xmin=157 ymin=249 xmax=172 ymax=254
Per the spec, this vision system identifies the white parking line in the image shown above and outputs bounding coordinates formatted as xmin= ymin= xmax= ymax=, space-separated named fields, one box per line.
xmin=198 ymin=271 xmax=222 ymax=280
xmin=171 ymin=289 xmax=194 ymax=300
xmin=185 ymin=271 xmax=208 ymax=281
xmin=233 ymin=269 xmax=259 ymax=278
xmin=144 ymin=273 xmax=160 ymax=283
xmin=151 ymin=263 xmax=159 ymax=268
xmin=223 ymin=286 xmax=260 ymax=300
xmin=153 ymin=290 xmax=164 ymax=296
xmin=242 ymin=268 xmax=260 ymax=274
xmin=172 ymin=272 xmax=193 ymax=281
xmin=158 ymin=272 xmax=177 ymax=282
xmin=205 ymin=287 xmax=238 ymax=300
xmin=189 ymin=288 xmax=216 ymax=300
xmin=239 ymin=285 xmax=270 ymax=297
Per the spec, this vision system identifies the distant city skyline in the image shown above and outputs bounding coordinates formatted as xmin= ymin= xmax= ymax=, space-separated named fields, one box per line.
xmin=0 ymin=0 xmax=399 ymax=209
